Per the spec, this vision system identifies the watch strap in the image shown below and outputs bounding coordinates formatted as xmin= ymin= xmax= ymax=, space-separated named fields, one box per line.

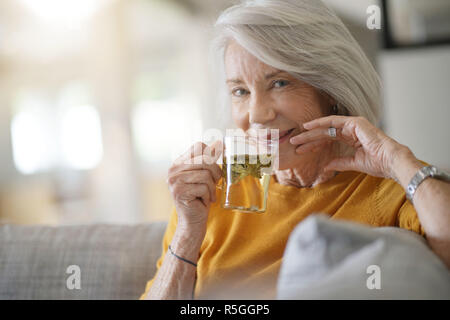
xmin=406 ymin=165 xmax=450 ymax=202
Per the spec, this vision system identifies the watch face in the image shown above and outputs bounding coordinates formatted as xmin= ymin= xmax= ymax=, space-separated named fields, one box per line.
xmin=430 ymin=166 xmax=438 ymax=175
xmin=422 ymin=166 xmax=434 ymax=176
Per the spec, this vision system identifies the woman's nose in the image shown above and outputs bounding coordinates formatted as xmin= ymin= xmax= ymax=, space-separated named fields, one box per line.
xmin=248 ymin=96 xmax=276 ymax=125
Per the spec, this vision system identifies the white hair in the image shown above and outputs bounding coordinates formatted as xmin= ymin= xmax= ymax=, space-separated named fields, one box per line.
xmin=210 ymin=0 xmax=381 ymax=128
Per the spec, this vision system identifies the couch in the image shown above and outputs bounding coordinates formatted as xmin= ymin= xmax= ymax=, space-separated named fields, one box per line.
xmin=0 ymin=222 xmax=167 ymax=299
xmin=1 ymin=216 xmax=449 ymax=300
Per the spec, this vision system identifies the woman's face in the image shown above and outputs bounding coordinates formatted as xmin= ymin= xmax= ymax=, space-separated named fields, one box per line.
xmin=224 ymin=40 xmax=334 ymax=170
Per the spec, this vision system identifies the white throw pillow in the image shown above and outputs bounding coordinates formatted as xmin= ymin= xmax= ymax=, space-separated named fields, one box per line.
xmin=277 ymin=214 xmax=450 ymax=299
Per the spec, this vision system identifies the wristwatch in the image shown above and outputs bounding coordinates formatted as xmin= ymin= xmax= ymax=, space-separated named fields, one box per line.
xmin=406 ymin=165 xmax=450 ymax=202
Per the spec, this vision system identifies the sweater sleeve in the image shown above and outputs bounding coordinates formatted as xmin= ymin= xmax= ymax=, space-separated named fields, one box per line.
xmin=396 ymin=160 xmax=429 ymax=237
xmin=139 ymin=207 xmax=178 ymax=300
xmin=374 ymin=173 xmax=426 ymax=237
xmin=397 ymin=198 xmax=426 ymax=237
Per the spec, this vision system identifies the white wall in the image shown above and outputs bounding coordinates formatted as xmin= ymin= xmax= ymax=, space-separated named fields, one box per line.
xmin=379 ymin=45 xmax=450 ymax=171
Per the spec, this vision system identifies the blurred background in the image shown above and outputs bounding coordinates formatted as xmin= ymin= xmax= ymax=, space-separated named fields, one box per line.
xmin=0 ymin=0 xmax=449 ymax=225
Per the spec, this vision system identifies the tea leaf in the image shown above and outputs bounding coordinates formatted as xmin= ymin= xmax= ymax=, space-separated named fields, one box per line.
xmin=224 ymin=154 xmax=272 ymax=185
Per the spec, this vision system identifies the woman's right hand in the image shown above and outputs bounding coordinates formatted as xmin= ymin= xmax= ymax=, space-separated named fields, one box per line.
xmin=167 ymin=140 xmax=223 ymax=232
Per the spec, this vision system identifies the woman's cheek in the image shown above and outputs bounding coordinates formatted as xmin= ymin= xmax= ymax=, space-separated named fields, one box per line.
xmin=290 ymin=103 xmax=324 ymax=125
xmin=282 ymin=89 xmax=325 ymax=119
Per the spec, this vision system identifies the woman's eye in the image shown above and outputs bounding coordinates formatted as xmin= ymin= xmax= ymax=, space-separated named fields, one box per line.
xmin=232 ymin=88 xmax=249 ymax=97
xmin=273 ymin=79 xmax=289 ymax=88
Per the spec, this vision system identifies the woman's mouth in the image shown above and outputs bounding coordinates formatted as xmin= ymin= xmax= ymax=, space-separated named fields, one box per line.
xmin=279 ymin=128 xmax=295 ymax=144
xmin=249 ymin=128 xmax=296 ymax=144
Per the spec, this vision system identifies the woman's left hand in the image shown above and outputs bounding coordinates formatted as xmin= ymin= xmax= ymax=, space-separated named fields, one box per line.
xmin=289 ymin=115 xmax=406 ymax=179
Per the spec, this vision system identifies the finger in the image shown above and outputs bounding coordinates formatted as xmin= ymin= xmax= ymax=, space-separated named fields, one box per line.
xmin=295 ymin=139 xmax=331 ymax=154
xmin=186 ymin=184 xmax=211 ymax=207
xmin=169 ymin=170 xmax=216 ymax=202
xmin=169 ymin=161 xmax=222 ymax=183
xmin=203 ymin=140 xmax=223 ymax=164
xmin=297 ymin=122 xmax=364 ymax=149
xmin=303 ymin=115 xmax=350 ymax=130
xmin=324 ymin=157 xmax=357 ymax=172
xmin=174 ymin=142 xmax=208 ymax=165
xmin=290 ymin=127 xmax=336 ymax=145
xmin=175 ymin=140 xmax=223 ymax=166
xmin=190 ymin=161 xmax=223 ymax=183
xmin=173 ymin=170 xmax=217 ymax=202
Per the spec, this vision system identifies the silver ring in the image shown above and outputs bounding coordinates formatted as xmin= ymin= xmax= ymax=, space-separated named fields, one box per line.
xmin=328 ymin=127 xmax=337 ymax=138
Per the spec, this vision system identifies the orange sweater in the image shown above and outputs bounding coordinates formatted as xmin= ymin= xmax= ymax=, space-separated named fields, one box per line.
xmin=140 ymin=171 xmax=424 ymax=299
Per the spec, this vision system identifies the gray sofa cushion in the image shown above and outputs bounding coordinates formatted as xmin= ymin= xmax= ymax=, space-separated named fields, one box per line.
xmin=277 ymin=214 xmax=450 ymax=299
xmin=0 ymin=222 xmax=167 ymax=300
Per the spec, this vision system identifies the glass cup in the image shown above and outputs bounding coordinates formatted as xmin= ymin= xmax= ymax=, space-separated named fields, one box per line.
xmin=220 ymin=134 xmax=278 ymax=213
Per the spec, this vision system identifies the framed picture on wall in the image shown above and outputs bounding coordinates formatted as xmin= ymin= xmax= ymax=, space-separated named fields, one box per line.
xmin=382 ymin=0 xmax=450 ymax=49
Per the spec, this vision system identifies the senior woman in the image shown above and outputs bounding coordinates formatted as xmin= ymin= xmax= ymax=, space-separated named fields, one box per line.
xmin=141 ymin=0 xmax=450 ymax=300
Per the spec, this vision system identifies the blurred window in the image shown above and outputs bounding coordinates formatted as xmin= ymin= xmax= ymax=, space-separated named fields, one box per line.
xmin=131 ymin=98 xmax=202 ymax=166
xmin=60 ymin=104 xmax=103 ymax=170
xmin=11 ymin=94 xmax=57 ymax=174
xmin=19 ymin=0 xmax=109 ymax=29
xmin=127 ymin=0 xmax=208 ymax=169
xmin=10 ymin=83 xmax=103 ymax=174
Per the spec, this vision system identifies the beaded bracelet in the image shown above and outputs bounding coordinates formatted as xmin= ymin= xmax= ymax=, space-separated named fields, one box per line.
xmin=168 ymin=245 xmax=197 ymax=267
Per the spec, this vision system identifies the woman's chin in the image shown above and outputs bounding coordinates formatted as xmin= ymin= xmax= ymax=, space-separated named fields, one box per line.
xmin=276 ymin=149 xmax=320 ymax=171
xmin=275 ymin=147 xmax=302 ymax=171
xmin=275 ymin=156 xmax=299 ymax=171
xmin=276 ymin=159 xmax=295 ymax=171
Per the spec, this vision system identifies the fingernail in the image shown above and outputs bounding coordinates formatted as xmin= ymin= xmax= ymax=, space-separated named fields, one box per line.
xmin=289 ymin=137 xmax=296 ymax=144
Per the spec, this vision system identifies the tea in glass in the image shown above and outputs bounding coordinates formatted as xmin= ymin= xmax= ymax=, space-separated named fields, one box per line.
xmin=221 ymin=135 xmax=277 ymax=213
